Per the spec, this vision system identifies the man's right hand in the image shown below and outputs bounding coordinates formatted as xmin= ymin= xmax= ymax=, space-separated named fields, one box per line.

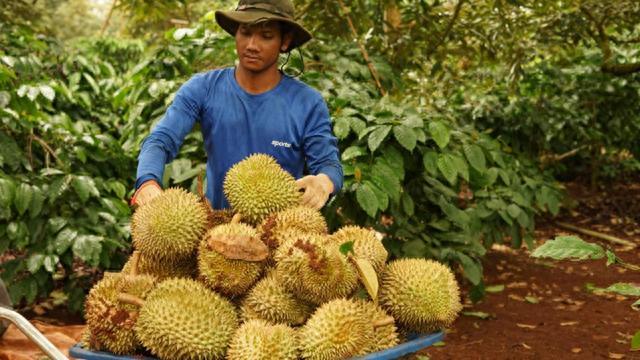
xmin=131 ymin=180 xmax=162 ymax=207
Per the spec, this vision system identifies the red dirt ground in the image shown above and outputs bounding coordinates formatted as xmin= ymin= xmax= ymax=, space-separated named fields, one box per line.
xmin=421 ymin=181 xmax=640 ymax=360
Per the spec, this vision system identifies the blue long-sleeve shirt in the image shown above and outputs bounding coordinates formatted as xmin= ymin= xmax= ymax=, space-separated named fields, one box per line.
xmin=135 ymin=67 xmax=343 ymax=209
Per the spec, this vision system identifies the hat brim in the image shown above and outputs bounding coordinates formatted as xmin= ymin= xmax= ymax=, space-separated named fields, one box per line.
xmin=215 ymin=9 xmax=312 ymax=51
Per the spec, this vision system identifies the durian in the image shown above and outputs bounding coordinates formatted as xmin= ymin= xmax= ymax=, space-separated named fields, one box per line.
xmin=329 ymin=226 xmax=388 ymax=274
xmin=227 ymin=319 xmax=298 ymax=360
xmin=259 ymin=206 xmax=328 ymax=249
xmin=223 ymin=154 xmax=301 ymax=224
xmin=121 ymin=252 xmax=196 ymax=280
xmin=275 ymin=235 xmax=358 ymax=305
xmin=129 ymin=278 xmax=238 ymax=360
xmin=240 ymin=269 xmax=314 ymax=326
xmin=84 ymin=271 xmax=156 ymax=355
xmin=379 ymin=258 xmax=462 ymax=333
xmin=198 ymin=222 xmax=265 ymax=296
xmin=354 ymin=300 xmax=399 ymax=354
xmin=299 ymin=298 xmax=375 ymax=360
xmin=131 ymin=188 xmax=208 ymax=260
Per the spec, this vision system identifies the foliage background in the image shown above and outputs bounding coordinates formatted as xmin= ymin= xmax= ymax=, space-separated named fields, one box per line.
xmin=0 ymin=0 xmax=638 ymax=311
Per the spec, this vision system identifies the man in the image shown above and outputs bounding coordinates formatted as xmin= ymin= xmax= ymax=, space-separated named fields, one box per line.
xmin=131 ymin=0 xmax=343 ymax=211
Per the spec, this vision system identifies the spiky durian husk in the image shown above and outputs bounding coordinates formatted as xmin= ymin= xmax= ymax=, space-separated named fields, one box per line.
xmin=240 ymin=270 xmax=315 ymax=326
xmin=205 ymin=208 xmax=234 ymax=229
xmin=198 ymin=223 xmax=265 ymax=296
xmin=379 ymin=258 xmax=462 ymax=333
xmin=328 ymin=226 xmax=388 ymax=274
xmin=135 ymin=278 xmax=238 ymax=360
xmin=274 ymin=235 xmax=358 ymax=305
xmin=131 ymin=188 xmax=208 ymax=261
xmin=84 ymin=273 xmax=156 ymax=355
xmin=259 ymin=206 xmax=328 ymax=249
xmin=354 ymin=300 xmax=399 ymax=354
xmin=78 ymin=328 xmax=102 ymax=351
xmin=121 ymin=252 xmax=196 ymax=281
xmin=223 ymin=154 xmax=301 ymax=224
xmin=299 ymin=299 xmax=374 ymax=360
xmin=227 ymin=319 xmax=298 ymax=360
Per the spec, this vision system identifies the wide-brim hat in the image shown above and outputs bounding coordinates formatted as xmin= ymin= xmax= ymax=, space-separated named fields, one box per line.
xmin=215 ymin=0 xmax=312 ymax=51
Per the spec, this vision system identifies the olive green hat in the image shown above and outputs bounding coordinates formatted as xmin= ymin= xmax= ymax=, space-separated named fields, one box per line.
xmin=215 ymin=0 xmax=312 ymax=51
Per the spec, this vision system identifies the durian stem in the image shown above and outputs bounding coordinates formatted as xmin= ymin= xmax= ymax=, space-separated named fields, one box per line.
xmin=372 ymin=316 xmax=395 ymax=328
xmin=117 ymin=293 xmax=145 ymax=307
xmin=129 ymin=251 xmax=141 ymax=276
xmin=231 ymin=213 xmax=242 ymax=224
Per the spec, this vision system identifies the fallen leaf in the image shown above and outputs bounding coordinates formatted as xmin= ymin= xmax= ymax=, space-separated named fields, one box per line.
xmin=516 ymin=323 xmax=537 ymax=329
xmin=560 ymin=321 xmax=579 ymax=326
xmin=593 ymin=335 xmax=609 ymax=341
xmin=507 ymin=281 xmax=528 ymax=289
xmin=525 ymin=296 xmax=539 ymax=304
xmin=608 ymin=353 xmax=625 ymax=359
xmin=521 ymin=343 xmax=532 ymax=350
xmin=632 ymin=330 xmax=640 ymax=351
xmin=462 ymin=311 xmax=492 ymax=320
xmin=486 ymin=284 xmax=505 ymax=293
xmin=509 ymin=294 xmax=526 ymax=302
xmin=571 ymin=348 xmax=582 ymax=353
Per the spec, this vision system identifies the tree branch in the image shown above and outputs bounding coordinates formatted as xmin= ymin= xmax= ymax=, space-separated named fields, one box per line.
xmin=428 ymin=0 xmax=466 ymax=55
xmin=100 ymin=0 xmax=118 ymax=36
xmin=580 ymin=5 xmax=640 ymax=75
xmin=336 ymin=0 xmax=386 ymax=97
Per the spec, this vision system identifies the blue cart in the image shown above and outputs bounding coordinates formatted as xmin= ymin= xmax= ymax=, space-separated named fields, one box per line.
xmin=68 ymin=331 xmax=444 ymax=360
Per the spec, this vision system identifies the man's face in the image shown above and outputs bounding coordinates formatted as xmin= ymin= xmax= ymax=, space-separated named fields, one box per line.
xmin=235 ymin=21 xmax=291 ymax=74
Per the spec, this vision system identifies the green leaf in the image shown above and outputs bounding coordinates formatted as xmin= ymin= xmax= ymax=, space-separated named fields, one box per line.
xmin=370 ymin=161 xmax=401 ymax=201
xmin=39 ymin=85 xmax=55 ymax=101
xmin=0 ymin=178 xmax=16 ymax=209
xmin=631 ymin=330 xmax=640 ymax=351
xmin=605 ymin=250 xmax=617 ymax=266
xmin=72 ymin=176 xmax=100 ymax=203
xmin=506 ymin=204 xmax=522 ymax=219
xmin=367 ymin=125 xmax=392 ymax=152
xmin=393 ymin=125 xmax=417 ymax=151
xmin=525 ymin=296 xmax=539 ymax=304
xmin=422 ymin=151 xmax=438 ymax=176
xmin=451 ymin=154 xmax=469 ymax=182
xmin=368 ymin=182 xmax=389 ymax=211
xmin=108 ymin=181 xmax=127 ymax=199
xmin=14 ymin=184 xmax=33 ymax=216
xmin=27 ymin=254 xmax=45 ymax=274
xmin=531 ymin=235 xmax=605 ymax=261
xmin=339 ymin=241 xmax=355 ymax=256
xmin=601 ymin=283 xmax=640 ymax=297
xmin=72 ymin=234 xmax=103 ymax=267
xmin=457 ymin=253 xmax=482 ymax=285
xmin=464 ymin=144 xmax=486 ymax=172
xmin=333 ymin=118 xmax=351 ymax=139
xmin=356 ymin=183 xmax=379 ymax=218
xmin=55 ymin=228 xmax=78 ymax=255
xmin=462 ymin=311 xmax=492 ymax=319
xmin=437 ymin=154 xmax=458 ymax=185
xmin=401 ymin=192 xmax=415 ymax=216
xmin=428 ymin=121 xmax=450 ymax=149
xmin=83 ymin=73 xmax=100 ymax=94
xmin=485 ymin=284 xmax=505 ymax=293
xmin=43 ymin=255 xmax=59 ymax=273
xmin=342 ymin=146 xmax=367 ymax=161
xmin=29 ymin=186 xmax=45 ymax=219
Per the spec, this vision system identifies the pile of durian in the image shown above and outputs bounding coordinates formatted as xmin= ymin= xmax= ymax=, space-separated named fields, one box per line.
xmin=81 ymin=154 xmax=462 ymax=360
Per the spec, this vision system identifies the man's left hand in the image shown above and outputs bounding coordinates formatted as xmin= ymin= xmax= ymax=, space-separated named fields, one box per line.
xmin=296 ymin=174 xmax=334 ymax=210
